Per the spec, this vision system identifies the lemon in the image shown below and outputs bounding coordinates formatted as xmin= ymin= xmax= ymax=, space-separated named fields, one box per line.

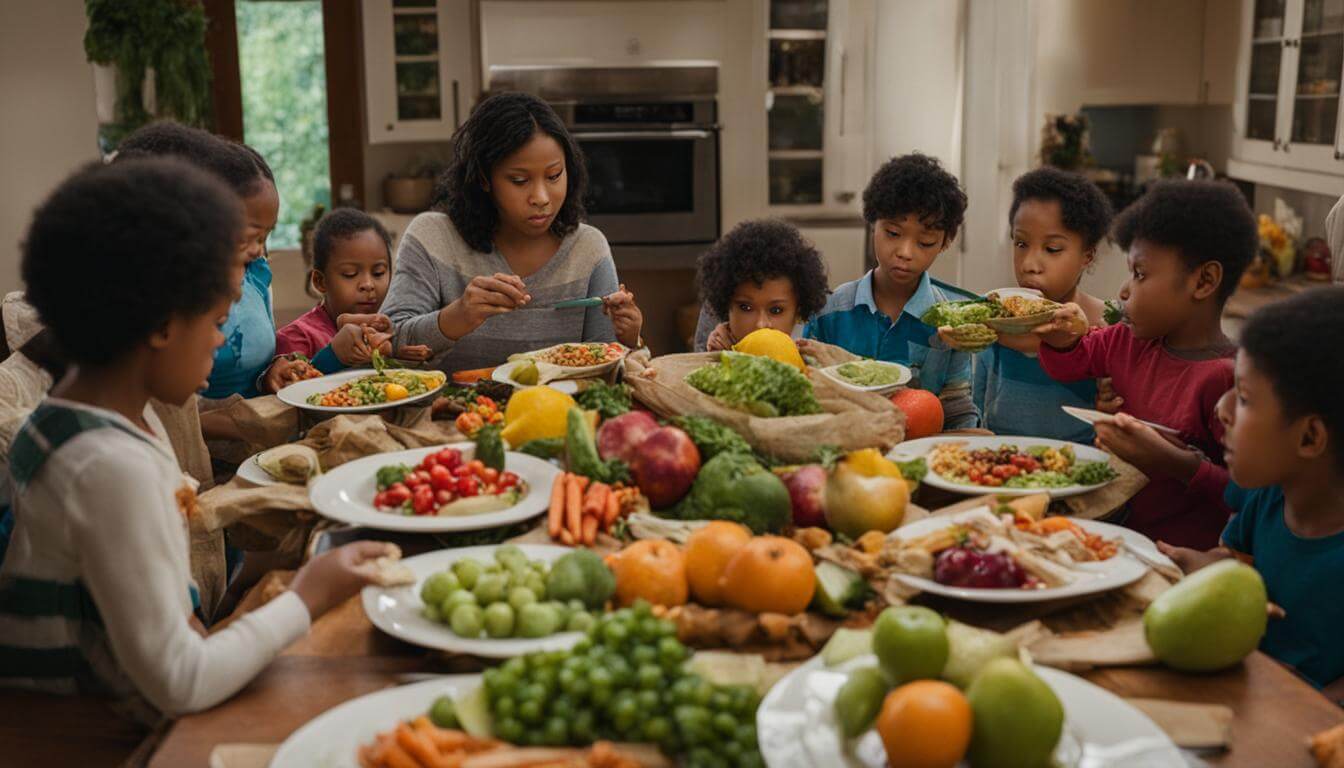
xmin=499 ymin=385 xmax=577 ymax=447
xmin=731 ymin=328 xmax=805 ymax=371
xmin=384 ymin=383 xmax=410 ymax=401
xmin=843 ymin=447 xmax=903 ymax=478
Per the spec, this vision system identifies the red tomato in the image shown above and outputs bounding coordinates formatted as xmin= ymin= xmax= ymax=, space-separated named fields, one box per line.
xmin=983 ymin=476 xmax=1004 ymax=487
xmin=481 ymin=467 xmax=499 ymax=484
xmin=991 ymin=464 xmax=1019 ymax=479
xmin=968 ymin=468 xmax=983 ymax=483
xmin=385 ymin=484 xmax=411 ymax=506
xmin=373 ymin=491 xmax=387 ymax=508
xmin=452 ymin=464 xmax=473 ymax=478
xmin=412 ymin=485 xmax=436 ymax=515
xmin=457 ymin=476 xmax=479 ymax=497
xmin=421 ymin=453 xmax=439 ymax=470
xmin=436 ymin=489 xmax=453 ymax=505
xmin=499 ymin=471 xmax=519 ymax=488
xmin=430 ymin=465 xmax=454 ymax=491
xmin=466 ymin=459 xmax=485 ymax=475
xmin=436 ymin=448 xmax=462 ymax=470
xmin=418 ymin=470 xmax=435 ymax=486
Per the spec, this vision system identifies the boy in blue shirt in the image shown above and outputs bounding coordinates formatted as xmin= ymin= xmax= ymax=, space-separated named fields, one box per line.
xmin=1159 ymin=287 xmax=1344 ymax=698
xmin=803 ymin=154 xmax=979 ymax=429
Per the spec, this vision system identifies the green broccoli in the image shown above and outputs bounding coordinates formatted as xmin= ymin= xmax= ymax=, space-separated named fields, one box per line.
xmin=376 ymin=464 xmax=412 ymax=490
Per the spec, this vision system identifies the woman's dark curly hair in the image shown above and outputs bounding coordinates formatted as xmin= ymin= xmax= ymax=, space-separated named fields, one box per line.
xmin=312 ymin=208 xmax=392 ymax=272
xmin=432 ymin=92 xmax=587 ymax=253
xmin=1112 ymin=179 xmax=1256 ymax=302
xmin=696 ymin=219 xmax=829 ymax=321
xmin=22 ymin=159 xmax=241 ymax=366
xmin=1009 ymin=167 xmax=1114 ymax=249
xmin=863 ymin=153 xmax=967 ymax=242
xmin=116 ymin=120 xmax=268 ymax=197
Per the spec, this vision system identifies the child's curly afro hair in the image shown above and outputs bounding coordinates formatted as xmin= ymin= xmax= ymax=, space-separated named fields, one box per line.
xmin=862 ymin=153 xmax=968 ymax=242
xmin=1010 ymin=166 xmax=1114 ymax=249
xmin=696 ymin=219 xmax=830 ymax=322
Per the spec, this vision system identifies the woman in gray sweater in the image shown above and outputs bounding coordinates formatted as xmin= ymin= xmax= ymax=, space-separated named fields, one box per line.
xmin=383 ymin=93 xmax=643 ymax=372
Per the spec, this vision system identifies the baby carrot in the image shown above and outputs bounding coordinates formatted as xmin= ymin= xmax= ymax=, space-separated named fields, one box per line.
xmin=582 ymin=514 xmax=598 ymax=545
xmin=560 ymin=528 xmax=576 ymax=546
xmin=396 ymin=722 xmax=447 ymax=768
xmin=565 ymin=474 xmax=583 ymax=541
xmin=603 ymin=489 xmax=620 ymax=528
xmin=547 ymin=474 xmax=566 ymax=538
xmin=381 ymin=740 xmax=421 ymax=768
xmin=583 ymin=482 xmax=610 ymax=519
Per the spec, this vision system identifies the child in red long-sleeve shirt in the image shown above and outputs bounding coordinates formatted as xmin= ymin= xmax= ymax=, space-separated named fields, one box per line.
xmin=1033 ymin=180 xmax=1257 ymax=548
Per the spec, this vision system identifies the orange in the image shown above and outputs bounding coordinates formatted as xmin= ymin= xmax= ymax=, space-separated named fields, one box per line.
xmin=876 ymin=680 xmax=972 ymax=768
xmin=889 ymin=389 xmax=945 ymax=439
xmin=718 ymin=536 xmax=816 ymax=615
xmin=684 ymin=521 xmax=753 ymax=606
xmin=608 ymin=539 xmax=688 ymax=607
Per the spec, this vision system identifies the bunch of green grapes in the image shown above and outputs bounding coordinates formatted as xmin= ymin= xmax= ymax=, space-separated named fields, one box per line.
xmin=481 ymin=601 xmax=762 ymax=768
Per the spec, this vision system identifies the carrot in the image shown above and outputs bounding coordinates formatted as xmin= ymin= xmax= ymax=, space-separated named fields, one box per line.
xmin=357 ymin=744 xmax=380 ymax=768
xmin=450 ymin=366 xmax=496 ymax=384
xmin=583 ymin=482 xmax=610 ymax=519
xmin=565 ymin=474 xmax=584 ymax=541
xmin=547 ymin=474 xmax=566 ymax=538
xmin=381 ymin=740 xmax=422 ymax=768
xmin=1036 ymin=516 xmax=1078 ymax=533
xmin=603 ymin=489 xmax=620 ymax=528
xmin=396 ymin=722 xmax=448 ymax=768
xmin=582 ymin=514 xmax=598 ymax=546
xmin=559 ymin=528 xmax=576 ymax=546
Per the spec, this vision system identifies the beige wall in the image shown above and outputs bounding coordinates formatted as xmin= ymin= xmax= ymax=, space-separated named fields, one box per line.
xmin=0 ymin=0 xmax=100 ymax=297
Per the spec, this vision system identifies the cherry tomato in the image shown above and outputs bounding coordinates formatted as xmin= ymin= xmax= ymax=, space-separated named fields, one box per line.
xmin=457 ymin=476 xmax=479 ymax=497
xmin=436 ymin=489 xmax=453 ymax=505
xmin=466 ymin=459 xmax=485 ymax=475
xmin=385 ymin=484 xmax=411 ymax=506
xmin=436 ymin=448 xmax=462 ymax=470
xmin=968 ymin=468 xmax=983 ymax=483
xmin=412 ymin=485 xmax=436 ymax=515
xmin=499 ymin=471 xmax=519 ymax=488
xmin=983 ymin=476 xmax=1004 ymax=487
xmin=416 ymin=470 xmax=433 ymax=486
xmin=373 ymin=491 xmax=387 ymax=508
xmin=991 ymin=464 xmax=1019 ymax=479
xmin=452 ymin=464 xmax=473 ymax=478
xmin=421 ymin=453 xmax=439 ymax=470
xmin=481 ymin=467 xmax=499 ymax=484
xmin=430 ymin=465 xmax=454 ymax=492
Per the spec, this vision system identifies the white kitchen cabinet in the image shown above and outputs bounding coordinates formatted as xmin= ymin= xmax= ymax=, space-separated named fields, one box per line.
xmin=1232 ymin=0 xmax=1344 ymax=179
xmin=765 ymin=0 xmax=874 ymax=216
xmin=363 ymin=0 xmax=475 ymax=144
xmin=797 ymin=223 xmax=867 ymax=287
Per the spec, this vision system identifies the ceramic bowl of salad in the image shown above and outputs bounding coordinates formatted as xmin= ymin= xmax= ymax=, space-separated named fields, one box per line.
xmin=818 ymin=359 xmax=912 ymax=394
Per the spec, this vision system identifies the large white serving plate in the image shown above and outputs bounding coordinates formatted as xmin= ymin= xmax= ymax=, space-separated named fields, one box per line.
xmin=277 ymin=367 xmax=445 ymax=414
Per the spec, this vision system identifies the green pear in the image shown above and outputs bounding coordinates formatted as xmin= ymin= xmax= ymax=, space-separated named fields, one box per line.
xmin=1144 ymin=559 xmax=1267 ymax=671
xmin=966 ymin=658 xmax=1063 ymax=768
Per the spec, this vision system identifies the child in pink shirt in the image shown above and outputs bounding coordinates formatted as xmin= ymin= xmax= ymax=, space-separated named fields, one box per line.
xmin=1034 ymin=180 xmax=1257 ymax=549
xmin=276 ymin=209 xmax=427 ymax=374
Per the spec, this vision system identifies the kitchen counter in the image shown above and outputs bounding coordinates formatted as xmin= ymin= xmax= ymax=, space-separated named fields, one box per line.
xmin=1222 ymin=274 xmax=1329 ymax=341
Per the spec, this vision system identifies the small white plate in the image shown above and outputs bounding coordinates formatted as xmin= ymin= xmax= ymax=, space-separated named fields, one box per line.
xmin=235 ymin=451 xmax=282 ymax=487
xmin=889 ymin=435 xmax=1115 ymax=499
xmin=818 ymin=360 xmax=913 ymax=394
xmin=758 ymin=654 xmax=1182 ymax=768
xmin=270 ymin=676 xmax=480 ymax=768
xmin=308 ymin=443 xmax=562 ymax=533
xmin=362 ymin=544 xmax=584 ymax=658
xmin=277 ymin=368 xmax=446 ymax=414
xmin=889 ymin=511 xmax=1152 ymax=603
xmin=491 ymin=361 xmax=580 ymax=394
xmin=1061 ymin=405 xmax=1182 ymax=438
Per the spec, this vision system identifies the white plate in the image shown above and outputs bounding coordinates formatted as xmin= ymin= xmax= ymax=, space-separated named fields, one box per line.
xmin=1061 ymin=405 xmax=1182 ymax=438
xmin=508 ymin=342 xmax=628 ymax=380
xmin=309 ymin=443 xmax=562 ymax=533
xmin=235 ymin=451 xmax=283 ymax=487
xmin=758 ymin=654 xmax=1183 ymax=768
xmin=362 ymin=544 xmax=584 ymax=658
xmin=270 ymin=676 xmax=479 ymax=768
xmin=277 ymin=368 xmax=446 ymax=414
xmin=889 ymin=435 xmax=1115 ymax=499
xmin=818 ymin=360 xmax=912 ymax=394
xmin=491 ymin=361 xmax=580 ymax=394
xmin=888 ymin=510 xmax=1152 ymax=603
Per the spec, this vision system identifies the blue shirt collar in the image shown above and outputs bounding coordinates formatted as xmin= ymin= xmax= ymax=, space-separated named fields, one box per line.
xmin=854 ymin=270 xmax=939 ymax=322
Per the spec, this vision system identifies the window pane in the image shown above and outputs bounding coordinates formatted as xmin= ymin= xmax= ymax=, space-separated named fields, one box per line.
xmin=1249 ymin=41 xmax=1282 ymax=94
xmin=771 ymin=0 xmax=827 ymax=30
xmin=769 ymin=157 xmax=823 ymax=205
xmin=1248 ymin=98 xmax=1278 ymax=140
xmin=237 ymin=1 xmax=331 ymax=250
xmin=393 ymin=14 xmax=438 ymax=56
xmin=769 ymin=93 xmax=823 ymax=150
xmin=770 ymin=39 xmax=826 ymax=88
xmin=1254 ymin=0 xmax=1286 ymax=37
xmin=1302 ymin=0 xmax=1344 ymax=35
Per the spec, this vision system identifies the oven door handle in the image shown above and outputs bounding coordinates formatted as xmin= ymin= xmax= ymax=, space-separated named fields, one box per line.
xmin=572 ymin=130 xmax=714 ymax=140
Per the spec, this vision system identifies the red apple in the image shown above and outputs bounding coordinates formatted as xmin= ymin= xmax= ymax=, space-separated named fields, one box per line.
xmin=596 ymin=411 xmax=660 ymax=463
xmin=781 ymin=464 xmax=828 ymax=527
xmin=629 ymin=426 xmax=701 ymax=508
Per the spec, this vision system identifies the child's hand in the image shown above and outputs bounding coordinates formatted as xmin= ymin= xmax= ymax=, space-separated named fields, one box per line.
xmin=1032 ymin=303 xmax=1089 ymax=350
xmin=602 ymin=284 xmax=644 ymax=349
xmin=290 ymin=541 xmax=397 ymax=619
xmin=1095 ymin=413 xmax=1200 ymax=481
xmin=336 ymin=313 xmax=391 ymax=333
xmin=1095 ymin=377 xmax=1123 ymax=414
xmin=330 ymin=323 xmax=374 ymax=366
xmin=1155 ymin=541 xmax=1233 ymax=574
xmin=705 ymin=322 xmax=735 ymax=352
xmin=395 ymin=344 xmax=433 ymax=363
xmin=442 ymin=273 xmax=531 ymax=338
xmin=261 ymin=356 xmax=311 ymax=393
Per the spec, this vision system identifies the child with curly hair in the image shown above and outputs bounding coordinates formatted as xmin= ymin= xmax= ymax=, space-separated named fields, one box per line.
xmin=692 ymin=219 xmax=830 ymax=352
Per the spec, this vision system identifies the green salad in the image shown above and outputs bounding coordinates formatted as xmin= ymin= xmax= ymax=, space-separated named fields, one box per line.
xmin=686 ymin=352 xmax=822 ymax=417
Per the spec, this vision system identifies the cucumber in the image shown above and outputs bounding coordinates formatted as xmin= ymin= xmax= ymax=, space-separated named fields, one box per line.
xmin=812 ymin=561 xmax=866 ymax=618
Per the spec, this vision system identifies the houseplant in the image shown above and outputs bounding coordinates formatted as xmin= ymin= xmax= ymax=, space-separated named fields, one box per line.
xmin=84 ymin=0 xmax=213 ymax=151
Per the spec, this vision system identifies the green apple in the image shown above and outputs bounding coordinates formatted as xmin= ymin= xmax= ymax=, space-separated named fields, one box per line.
xmin=872 ymin=605 xmax=948 ymax=685
xmin=965 ymin=658 xmax=1063 ymax=768
xmin=1144 ymin=559 xmax=1267 ymax=671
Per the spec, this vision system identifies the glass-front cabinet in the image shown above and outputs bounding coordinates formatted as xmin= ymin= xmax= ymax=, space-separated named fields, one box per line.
xmin=363 ymin=0 xmax=475 ymax=143
xmin=765 ymin=0 xmax=873 ymax=214
xmin=1235 ymin=0 xmax=1344 ymax=171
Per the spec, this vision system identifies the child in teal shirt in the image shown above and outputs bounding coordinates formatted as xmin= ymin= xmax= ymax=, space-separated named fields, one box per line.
xmin=1160 ymin=288 xmax=1344 ymax=696
xmin=804 ymin=154 xmax=979 ymax=429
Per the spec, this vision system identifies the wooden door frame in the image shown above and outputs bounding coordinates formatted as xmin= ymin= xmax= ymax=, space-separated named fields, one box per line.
xmin=202 ymin=0 xmax=365 ymax=204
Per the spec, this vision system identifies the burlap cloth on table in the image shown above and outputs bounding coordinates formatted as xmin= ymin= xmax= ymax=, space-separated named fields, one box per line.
xmin=622 ymin=343 xmax=905 ymax=462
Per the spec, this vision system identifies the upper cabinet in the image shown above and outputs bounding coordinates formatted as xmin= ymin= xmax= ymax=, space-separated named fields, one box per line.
xmin=363 ymin=0 xmax=475 ymax=144
xmin=1231 ymin=0 xmax=1344 ymax=192
xmin=765 ymin=0 xmax=874 ymax=216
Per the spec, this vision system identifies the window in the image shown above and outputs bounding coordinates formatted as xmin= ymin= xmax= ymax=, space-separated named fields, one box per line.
xmin=237 ymin=0 xmax=331 ymax=249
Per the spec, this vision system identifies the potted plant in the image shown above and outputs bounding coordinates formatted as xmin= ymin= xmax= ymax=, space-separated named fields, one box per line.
xmin=383 ymin=155 xmax=445 ymax=213
xmin=84 ymin=0 xmax=213 ymax=152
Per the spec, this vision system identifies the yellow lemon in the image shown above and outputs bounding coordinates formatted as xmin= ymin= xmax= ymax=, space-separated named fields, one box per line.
xmin=384 ymin=383 xmax=410 ymax=401
xmin=499 ymin=385 xmax=577 ymax=447
xmin=731 ymin=328 xmax=805 ymax=371
xmin=843 ymin=447 xmax=904 ymax=478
